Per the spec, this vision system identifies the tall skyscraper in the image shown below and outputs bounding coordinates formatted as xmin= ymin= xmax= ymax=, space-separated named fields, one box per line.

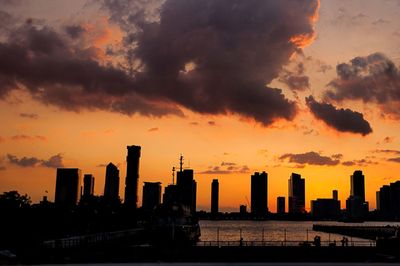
xmin=288 ymin=173 xmax=305 ymax=214
xmin=55 ymin=168 xmax=82 ymax=207
xmin=251 ymin=171 xmax=268 ymax=216
xmin=211 ymin=179 xmax=219 ymax=215
xmin=176 ymin=169 xmax=197 ymax=214
xmin=378 ymin=181 xmax=400 ymax=220
xmin=346 ymin=170 xmax=368 ymax=219
xmin=104 ymin=162 xmax=120 ymax=202
xmin=142 ymin=182 xmax=161 ymax=211
xmin=351 ymin=170 xmax=365 ymax=202
xmin=83 ymin=174 xmax=94 ymax=198
xmin=124 ymin=145 xmax=141 ymax=207
xmin=277 ymin=196 xmax=285 ymax=214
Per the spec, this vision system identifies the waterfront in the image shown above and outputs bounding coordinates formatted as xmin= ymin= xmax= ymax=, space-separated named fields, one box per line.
xmin=199 ymin=220 xmax=400 ymax=244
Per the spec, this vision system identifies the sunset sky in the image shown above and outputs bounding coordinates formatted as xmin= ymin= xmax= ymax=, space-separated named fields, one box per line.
xmin=1 ymin=0 xmax=400 ymax=212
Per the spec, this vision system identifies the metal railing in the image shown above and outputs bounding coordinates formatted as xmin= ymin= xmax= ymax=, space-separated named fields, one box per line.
xmin=197 ymin=240 xmax=376 ymax=247
xmin=42 ymin=228 xmax=143 ymax=249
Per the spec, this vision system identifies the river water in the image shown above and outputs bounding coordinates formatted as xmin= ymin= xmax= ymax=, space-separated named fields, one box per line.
xmin=199 ymin=220 xmax=400 ymax=245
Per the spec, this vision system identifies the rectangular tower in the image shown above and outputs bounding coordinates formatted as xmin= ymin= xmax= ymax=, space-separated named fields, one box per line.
xmin=142 ymin=182 xmax=161 ymax=211
xmin=211 ymin=179 xmax=219 ymax=215
xmin=251 ymin=171 xmax=268 ymax=216
xmin=83 ymin=174 xmax=94 ymax=198
xmin=351 ymin=170 xmax=365 ymax=202
xmin=104 ymin=162 xmax=120 ymax=202
xmin=288 ymin=173 xmax=305 ymax=214
xmin=55 ymin=168 xmax=82 ymax=207
xmin=277 ymin=196 xmax=285 ymax=214
xmin=124 ymin=145 xmax=141 ymax=207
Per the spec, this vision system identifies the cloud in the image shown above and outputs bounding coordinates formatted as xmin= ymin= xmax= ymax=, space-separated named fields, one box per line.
xmin=0 ymin=0 xmax=320 ymax=126
xmin=7 ymin=154 xmax=42 ymax=167
xmin=324 ymin=53 xmax=400 ymax=118
xmin=19 ymin=113 xmax=39 ymax=119
xmin=279 ymin=151 xmax=340 ymax=166
xmin=208 ymin=121 xmax=216 ymax=126
xmin=306 ymin=96 xmax=372 ymax=135
xmin=198 ymin=163 xmax=250 ymax=175
xmin=388 ymin=157 xmax=400 ymax=163
xmin=41 ymin=154 xmax=64 ymax=168
xmin=148 ymin=127 xmax=159 ymax=132
xmin=374 ymin=149 xmax=400 ymax=155
xmin=279 ymin=62 xmax=310 ymax=91
xmin=10 ymin=135 xmax=47 ymax=141
xmin=97 ymin=163 xmax=108 ymax=167
xmin=342 ymin=158 xmax=377 ymax=167
xmin=7 ymin=153 xmax=64 ymax=168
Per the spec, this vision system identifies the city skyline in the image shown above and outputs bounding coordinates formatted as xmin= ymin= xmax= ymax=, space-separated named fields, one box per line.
xmin=1 ymin=0 xmax=400 ymax=212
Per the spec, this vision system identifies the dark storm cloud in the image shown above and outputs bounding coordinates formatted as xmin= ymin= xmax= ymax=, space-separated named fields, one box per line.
xmin=0 ymin=24 xmax=183 ymax=117
xmin=374 ymin=149 xmax=400 ymax=155
xmin=279 ymin=151 xmax=340 ymax=166
xmin=324 ymin=53 xmax=400 ymax=118
xmin=279 ymin=62 xmax=310 ymax=91
xmin=7 ymin=153 xmax=64 ymax=168
xmin=64 ymin=25 xmax=85 ymax=39
xmin=306 ymin=96 xmax=372 ymax=135
xmin=10 ymin=135 xmax=46 ymax=141
xmin=0 ymin=0 xmax=319 ymax=125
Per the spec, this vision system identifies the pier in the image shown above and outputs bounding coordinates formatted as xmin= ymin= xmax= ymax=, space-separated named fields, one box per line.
xmin=313 ymin=224 xmax=397 ymax=240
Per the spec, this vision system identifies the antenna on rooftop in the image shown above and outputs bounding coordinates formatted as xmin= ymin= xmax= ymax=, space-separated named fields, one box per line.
xmin=172 ymin=167 xmax=175 ymax=185
xmin=179 ymin=154 xmax=184 ymax=172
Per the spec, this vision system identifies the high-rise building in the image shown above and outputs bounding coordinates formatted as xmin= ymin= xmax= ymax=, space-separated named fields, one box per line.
xmin=277 ymin=196 xmax=285 ymax=214
xmin=346 ymin=170 xmax=368 ymax=219
xmin=376 ymin=191 xmax=380 ymax=211
xmin=288 ymin=173 xmax=305 ymax=214
xmin=333 ymin=190 xmax=338 ymax=201
xmin=211 ymin=179 xmax=219 ymax=215
xmin=378 ymin=181 xmax=400 ymax=220
xmin=124 ymin=145 xmax=141 ymax=207
xmin=83 ymin=174 xmax=94 ymax=198
xmin=351 ymin=170 xmax=365 ymax=202
xmin=176 ymin=169 xmax=197 ymax=214
xmin=55 ymin=168 xmax=82 ymax=207
xmin=251 ymin=171 xmax=268 ymax=216
xmin=311 ymin=198 xmax=341 ymax=220
xmin=142 ymin=182 xmax=161 ymax=211
xmin=163 ymin=184 xmax=179 ymax=206
xmin=104 ymin=162 xmax=120 ymax=202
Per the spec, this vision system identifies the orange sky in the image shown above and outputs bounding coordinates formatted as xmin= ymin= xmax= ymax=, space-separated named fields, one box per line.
xmin=1 ymin=0 xmax=400 ymax=212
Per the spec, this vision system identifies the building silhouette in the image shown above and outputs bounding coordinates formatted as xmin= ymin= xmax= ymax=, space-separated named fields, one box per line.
xmin=277 ymin=196 xmax=285 ymax=214
xmin=104 ymin=162 xmax=120 ymax=202
xmin=176 ymin=169 xmax=197 ymax=214
xmin=377 ymin=181 xmax=400 ymax=220
xmin=163 ymin=184 xmax=179 ymax=206
xmin=82 ymin=174 xmax=94 ymax=198
xmin=351 ymin=170 xmax=365 ymax=202
xmin=211 ymin=179 xmax=219 ymax=215
xmin=55 ymin=168 xmax=82 ymax=207
xmin=346 ymin=170 xmax=368 ymax=219
xmin=333 ymin=190 xmax=338 ymax=201
xmin=288 ymin=173 xmax=305 ymax=214
xmin=240 ymin=205 xmax=247 ymax=215
xmin=251 ymin=171 xmax=268 ymax=216
xmin=124 ymin=145 xmax=141 ymax=208
xmin=142 ymin=182 xmax=161 ymax=211
xmin=311 ymin=197 xmax=340 ymax=220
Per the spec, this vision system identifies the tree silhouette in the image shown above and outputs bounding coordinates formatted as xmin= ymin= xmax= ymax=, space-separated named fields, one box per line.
xmin=0 ymin=190 xmax=31 ymax=209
